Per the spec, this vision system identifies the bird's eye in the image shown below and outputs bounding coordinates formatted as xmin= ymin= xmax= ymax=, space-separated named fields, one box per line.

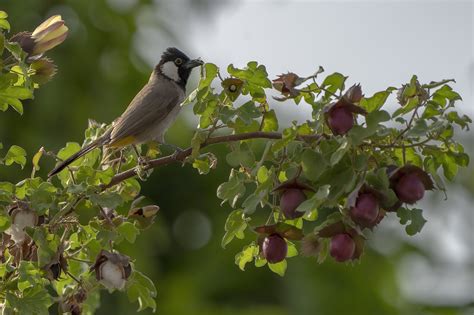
xmin=175 ymin=58 xmax=183 ymax=65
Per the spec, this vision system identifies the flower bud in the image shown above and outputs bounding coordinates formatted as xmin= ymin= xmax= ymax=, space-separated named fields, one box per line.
xmin=128 ymin=205 xmax=160 ymax=229
xmin=31 ymin=15 xmax=68 ymax=55
xmin=325 ymin=99 xmax=367 ymax=135
xmin=330 ymin=233 xmax=355 ymax=262
xmin=389 ymin=165 xmax=433 ymax=205
xmin=343 ymin=84 xmax=363 ymax=103
xmin=10 ymin=15 xmax=68 ymax=58
xmin=350 ymin=192 xmax=380 ymax=228
xmin=262 ymin=234 xmax=287 ymax=263
xmin=280 ymin=188 xmax=306 ymax=219
xmin=91 ymin=250 xmax=132 ymax=290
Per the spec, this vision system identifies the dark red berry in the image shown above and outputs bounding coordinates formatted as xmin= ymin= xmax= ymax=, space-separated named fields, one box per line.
xmin=280 ymin=189 xmax=306 ymax=219
xmin=330 ymin=233 xmax=355 ymax=262
xmin=327 ymin=106 xmax=354 ymax=135
xmin=395 ymin=173 xmax=425 ymax=204
xmin=350 ymin=193 xmax=379 ymax=228
xmin=262 ymin=234 xmax=287 ymax=263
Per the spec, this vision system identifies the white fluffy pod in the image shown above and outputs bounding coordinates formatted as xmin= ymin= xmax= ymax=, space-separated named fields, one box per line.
xmin=91 ymin=250 xmax=132 ymax=291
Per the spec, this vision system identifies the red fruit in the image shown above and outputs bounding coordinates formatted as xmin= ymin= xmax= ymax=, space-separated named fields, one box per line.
xmin=350 ymin=193 xmax=380 ymax=228
xmin=262 ymin=234 xmax=287 ymax=263
xmin=280 ymin=189 xmax=306 ymax=219
xmin=330 ymin=233 xmax=355 ymax=262
xmin=395 ymin=173 xmax=425 ymax=204
xmin=327 ymin=106 xmax=354 ymax=135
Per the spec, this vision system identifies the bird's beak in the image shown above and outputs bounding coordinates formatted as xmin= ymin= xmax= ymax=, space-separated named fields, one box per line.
xmin=184 ymin=58 xmax=204 ymax=69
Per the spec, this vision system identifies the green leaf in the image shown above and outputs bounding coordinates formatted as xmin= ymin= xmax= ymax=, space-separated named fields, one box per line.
xmin=227 ymin=62 xmax=272 ymax=88
xmin=6 ymin=286 xmax=53 ymax=315
xmin=127 ymin=270 xmax=157 ymax=312
xmin=330 ymin=138 xmax=350 ymax=166
xmin=222 ymin=209 xmax=248 ymax=248
xmin=226 ymin=143 xmax=255 ymax=168
xmin=0 ymin=87 xmax=33 ymax=114
xmin=301 ymin=149 xmax=326 ymax=181
xmin=0 ymin=213 xmax=11 ymax=233
xmin=257 ymin=166 xmax=269 ymax=184
xmin=89 ymin=192 xmax=123 ymax=209
xmin=4 ymin=145 xmax=27 ymax=168
xmin=296 ymin=185 xmax=330 ymax=214
xmin=359 ymin=88 xmax=396 ymax=112
xmin=446 ymin=111 xmax=471 ymax=130
xmin=235 ymin=243 xmax=259 ymax=271
xmin=321 ymin=72 xmax=346 ymax=97
xmin=406 ymin=120 xmax=429 ymax=138
xmin=242 ymin=190 xmax=266 ymax=214
xmin=262 ymin=109 xmax=279 ymax=132
xmin=57 ymin=142 xmax=82 ymax=166
xmin=75 ymin=199 xmax=98 ymax=225
xmin=268 ymin=260 xmax=287 ymax=277
xmin=117 ymin=222 xmax=140 ymax=243
xmin=198 ymin=63 xmax=218 ymax=89
xmin=393 ymin=96 xmax=419 ymax=117
xmin=397 ymin=207 xmax=427 ymax=235
xmin=272 ymin=127 xmax=297 ymax=153
xmin=217 ymin=169 xmax=246 ymax=207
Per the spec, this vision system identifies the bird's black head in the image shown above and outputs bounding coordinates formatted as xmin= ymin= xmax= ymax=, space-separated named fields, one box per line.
xmin=156 ymin=47 xmax=203 ymax=88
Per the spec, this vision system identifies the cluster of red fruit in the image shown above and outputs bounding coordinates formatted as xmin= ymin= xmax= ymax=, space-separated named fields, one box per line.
xmin=256 ymin=85 xmax=433 ymax=264
xmin=259 ymin=165 xmax=431 ymax=264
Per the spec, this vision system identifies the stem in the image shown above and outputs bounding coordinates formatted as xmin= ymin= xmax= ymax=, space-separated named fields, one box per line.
xmin=103 ymin=131 xmax=324 ymax=189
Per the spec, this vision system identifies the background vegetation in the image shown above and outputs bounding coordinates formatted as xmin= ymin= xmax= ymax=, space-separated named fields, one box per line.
xmin=0 ymin=1 xmax=472 ymax=314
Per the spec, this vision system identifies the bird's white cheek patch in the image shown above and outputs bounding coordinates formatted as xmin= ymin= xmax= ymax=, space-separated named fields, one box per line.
xmin=161 ymin=61 xmax=180 ymax=82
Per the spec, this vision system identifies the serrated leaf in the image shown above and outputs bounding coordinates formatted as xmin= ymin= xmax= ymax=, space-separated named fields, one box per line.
xmin=235 ymin=243 xmax=258 ymax=271
xmin=217 ymin=170 xmax=246 ymax=207
xmin=4 ymin=145 xmax=26 ymax=168
xmin=117 ymin=222 xmax=140 ymax=243
xmin=397 ymin=207 xmax=426 ymax=235
xmin=222 ymin=209 xmax=248 ymax=248
xmin=127 ymin=270 xmax=157 ymax=312
xmin=301 ymin=149 xmax=326 ymax=180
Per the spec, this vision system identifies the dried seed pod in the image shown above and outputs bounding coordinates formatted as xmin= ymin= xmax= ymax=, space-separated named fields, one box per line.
xmin=90 ymin=250 xmax=132 ymax=290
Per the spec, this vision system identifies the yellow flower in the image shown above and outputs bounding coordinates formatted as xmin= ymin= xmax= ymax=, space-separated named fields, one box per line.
xmin=31 ymin=15 xmax=68 ymax=55
xmin=10 ymin=15 xmax=68 ymax=58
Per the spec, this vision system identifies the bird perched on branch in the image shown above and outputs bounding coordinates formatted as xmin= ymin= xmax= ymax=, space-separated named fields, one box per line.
xmin=48 ymin=47 xmax=203 ymax=177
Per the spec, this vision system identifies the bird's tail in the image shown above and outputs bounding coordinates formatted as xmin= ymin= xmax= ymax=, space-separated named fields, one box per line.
xmin=48 ymin=134 xmax=110 ymax=178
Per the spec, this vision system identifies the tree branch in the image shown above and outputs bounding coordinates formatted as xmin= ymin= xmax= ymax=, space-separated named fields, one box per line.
xmin=103 ymin=131 xmax=324 ymax=189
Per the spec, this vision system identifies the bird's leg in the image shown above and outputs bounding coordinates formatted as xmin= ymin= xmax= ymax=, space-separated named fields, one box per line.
xmin=132 ymin=145 xmax=148 ymax=167
xmin=132 ymin=145 xmax=153 ymax=180
xmin=116 ymin=149 xmax=124 ymax=173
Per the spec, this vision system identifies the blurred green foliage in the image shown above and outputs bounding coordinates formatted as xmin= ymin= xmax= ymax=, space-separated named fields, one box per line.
xmin=0 ymin=1 xmax=473 ymax=314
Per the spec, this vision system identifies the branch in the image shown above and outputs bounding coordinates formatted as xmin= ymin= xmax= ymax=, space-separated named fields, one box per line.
xmin=103 ymin=131 xmax=324 ymax=189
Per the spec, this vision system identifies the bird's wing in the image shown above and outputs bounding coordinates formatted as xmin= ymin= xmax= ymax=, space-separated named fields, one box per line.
xmin=109 ymin=80 xmax=180 ymax=146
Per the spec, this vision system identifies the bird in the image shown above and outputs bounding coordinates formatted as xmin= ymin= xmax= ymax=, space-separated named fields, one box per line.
xmin=48 ymin=47 xmax=203 ymax=178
